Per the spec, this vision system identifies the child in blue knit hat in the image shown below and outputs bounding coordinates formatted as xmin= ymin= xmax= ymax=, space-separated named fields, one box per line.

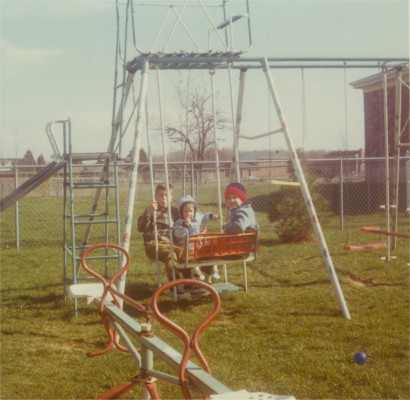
xmin=174 ymin=195 xmax=220 ymax=281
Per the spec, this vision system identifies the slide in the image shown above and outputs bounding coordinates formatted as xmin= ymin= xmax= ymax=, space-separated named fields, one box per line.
xmin=0 ymin=160 xmax=66 ymax=212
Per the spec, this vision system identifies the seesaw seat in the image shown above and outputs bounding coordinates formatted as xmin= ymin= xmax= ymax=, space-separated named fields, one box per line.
xmin=68 ymin=283 xmax=115 ymax=304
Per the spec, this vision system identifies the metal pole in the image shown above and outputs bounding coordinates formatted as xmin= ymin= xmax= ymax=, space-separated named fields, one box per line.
xmin=382 ymin=70 xmax=391 ymax=260
xmin=227 ymin=65 xmax=240 ymax=181
xmin=234 ymin=68 xmax=247 ymax=179
xmin=118 ymin=60 xmax=150 ymax=298
xmin=392 ymin=69 xmax=403 ymax=249
xmin=262 ymin=57 xmax=350 ymax=319
xmin=141 ymin=344 xmax=154 ymax=400
xmin=14 ymin=165 xmax=19 ymax=249
xmin=340 ymin=158 xmax=344 ymax=231
xmin=209 ymin=70 xmax=224 ymax=228
xmin=190 ymin=161 xmax=194 ymax=197
xmin=145 ymin=101 xmax=161 ymax=287
xmin=156 ymin=68 xmax=178 ymax=300
xmin=75 ymin=72 xmax=136 ymax=279
xmin=210 ymin=69 xmax=226 ymax=281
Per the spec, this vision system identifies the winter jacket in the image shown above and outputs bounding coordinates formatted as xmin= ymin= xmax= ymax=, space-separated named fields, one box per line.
xmin=173 ymin=212 xmax=216 ymax=245
xmin=223 ymin=203 xmax=257 ymax=233
xmin=137 ymin=206 xmax=179 ymax=245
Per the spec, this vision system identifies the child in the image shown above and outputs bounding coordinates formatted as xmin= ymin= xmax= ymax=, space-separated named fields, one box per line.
xmin=174 ymin=195 xmax=220 ymax=281
xmin=137 ymin=183 xmax=192 ymax=298
xmin=223 ymin=182 xmax=257 ymax=233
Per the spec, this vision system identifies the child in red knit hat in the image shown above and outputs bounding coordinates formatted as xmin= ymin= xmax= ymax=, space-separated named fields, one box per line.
xmin=223 ymin=182 xmax=257 ymax=233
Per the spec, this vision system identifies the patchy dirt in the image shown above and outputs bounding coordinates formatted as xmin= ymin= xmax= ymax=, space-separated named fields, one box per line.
xmin=344 ymin=274 xmax=402 ymax=288
xmin=212 ymin=315 xmax=236 ymax=326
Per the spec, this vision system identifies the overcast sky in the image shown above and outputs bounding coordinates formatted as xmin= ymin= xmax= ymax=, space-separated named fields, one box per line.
xmin=1 ymin=0 xmax=408 ymax=162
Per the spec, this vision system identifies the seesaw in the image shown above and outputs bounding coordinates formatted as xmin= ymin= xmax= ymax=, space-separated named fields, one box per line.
xmin=69 ymin=243 xmax=296 ymax=400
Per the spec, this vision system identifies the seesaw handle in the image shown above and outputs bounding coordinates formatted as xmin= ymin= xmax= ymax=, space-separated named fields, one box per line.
xmin=151 ymin=279 xmax=221 ymax=399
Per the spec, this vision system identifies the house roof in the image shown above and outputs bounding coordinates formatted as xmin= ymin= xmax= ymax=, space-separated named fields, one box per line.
xmin=351 ymin=64 xmax=409 ymax=92
xmin=324 ymin=150 xmax=361 ymax=158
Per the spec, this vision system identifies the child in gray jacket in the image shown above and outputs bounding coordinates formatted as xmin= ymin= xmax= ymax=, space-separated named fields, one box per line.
xmin=223 ymin=182 xmax=257 ymax=233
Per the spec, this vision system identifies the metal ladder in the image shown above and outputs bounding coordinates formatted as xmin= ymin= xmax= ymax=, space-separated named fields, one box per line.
xmin=60 ymin=119 xmax=121 ymax=316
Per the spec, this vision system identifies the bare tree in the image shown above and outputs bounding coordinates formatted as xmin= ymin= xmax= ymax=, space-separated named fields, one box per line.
xmin=164 ymin=81 xmax=229 ymax=163
xmin=22 ymin=150 xmax=35 ymax=165
xmin=37 ymin=154 xmax=46 ymax=165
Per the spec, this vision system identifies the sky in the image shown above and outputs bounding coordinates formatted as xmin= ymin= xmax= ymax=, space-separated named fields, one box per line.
xmin=0 ymin=0 xmax=409 ymax=162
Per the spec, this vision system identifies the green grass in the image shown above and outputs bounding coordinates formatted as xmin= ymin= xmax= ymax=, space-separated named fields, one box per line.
xmin=0 ymin=193 xmax=409 ymax=399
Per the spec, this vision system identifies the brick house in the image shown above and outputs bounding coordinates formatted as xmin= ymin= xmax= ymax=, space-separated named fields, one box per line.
xmin=351 ymin=65 xmax=409 ymax=158
xmin=351 ymin=65 xmax=409 ymax=207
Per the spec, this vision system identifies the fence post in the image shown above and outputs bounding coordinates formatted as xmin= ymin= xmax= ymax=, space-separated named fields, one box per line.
xmin=406 ymin=158 xmax=410 ymax=209
xmin=339 ymin=158 xmax=344 ymax=230
xmin=14 ymin=165 xmax=20 ymax=249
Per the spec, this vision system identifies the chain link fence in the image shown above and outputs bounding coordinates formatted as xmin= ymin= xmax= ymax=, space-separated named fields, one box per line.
xmin=1 ymin=157 xmax=409 ymax=249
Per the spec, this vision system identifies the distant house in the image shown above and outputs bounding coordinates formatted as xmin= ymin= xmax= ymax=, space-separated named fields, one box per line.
xmin=0 ymin=151 xmax=37 ymax=171
xmin=351 ymin=65 xmax=409 ymax=158
xmin=318 ymin=149 xmax=364 ymax=180
xmin=0 ymin=159 xmax=15 ymax=171
xmin=0 ymin=157 xmax=29 ymax=172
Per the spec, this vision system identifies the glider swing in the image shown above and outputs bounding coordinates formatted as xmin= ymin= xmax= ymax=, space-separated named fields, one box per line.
xmin=147 ymin=66 xmax=260 ymax=294
xmin=343 ymin=213 xmax=387 ymax=252
xmin=180 ymin=66 xmax=261 ymax=291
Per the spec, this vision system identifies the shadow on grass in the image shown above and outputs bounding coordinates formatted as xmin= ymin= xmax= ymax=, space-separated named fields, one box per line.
xmin=259 ymin=237 xmax=282 ymax=246
xmin=275 ymin=310 xmax=342 ymax=318
xmin=123 ymin=281 xmax=217 ymax=318
xmin=3 ymin=292 xmax=64 ymax=308
xmin=276 ymin=278 xmax=331 ymax=287
xmin=0 ymin=282 xmax=61 ymax=295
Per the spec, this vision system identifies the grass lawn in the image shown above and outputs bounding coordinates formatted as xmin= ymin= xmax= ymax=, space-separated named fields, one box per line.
xmin=0 ymin=193 xmax=409 ymax=399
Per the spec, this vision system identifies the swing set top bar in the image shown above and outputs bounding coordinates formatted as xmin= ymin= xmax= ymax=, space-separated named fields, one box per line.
xmin=126 ymin=54 xmax=409 ymax=72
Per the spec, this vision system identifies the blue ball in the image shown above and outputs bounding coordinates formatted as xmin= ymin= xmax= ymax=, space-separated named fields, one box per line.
xmin=354 ymin=352 xmax=367 ymax=364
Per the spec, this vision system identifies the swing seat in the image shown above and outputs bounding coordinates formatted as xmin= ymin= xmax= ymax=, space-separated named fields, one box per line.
xmin=361 ymin=225 xmax=410 ymax=239
xmin=360 ymin=226 xmax=382 ymax=234
xmin=177 ymin=229 xmax=259 ymax=266
xmin=175 ymin=229 xmax=259 ymax=291
xmin=343 ymin=242 xmax=387 ymax=252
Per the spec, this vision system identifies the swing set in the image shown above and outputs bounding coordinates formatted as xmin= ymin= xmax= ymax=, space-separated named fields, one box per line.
xmin=63 ymin=0 xmax=409 ymax=320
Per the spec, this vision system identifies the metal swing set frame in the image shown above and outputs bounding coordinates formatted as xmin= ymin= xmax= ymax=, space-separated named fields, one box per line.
xmin=65 ymin=0 xmax=409 ymax=320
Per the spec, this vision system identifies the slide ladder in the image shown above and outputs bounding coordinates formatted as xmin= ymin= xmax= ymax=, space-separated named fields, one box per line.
xmin=61 ymin=120 xmax=121 ymax=317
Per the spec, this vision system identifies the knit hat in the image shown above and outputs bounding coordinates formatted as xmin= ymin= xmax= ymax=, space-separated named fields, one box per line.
xmin=224 ymin=182 xmax=248 ymax=203
xmin=178 ymin=195 xmax=197 ymax=217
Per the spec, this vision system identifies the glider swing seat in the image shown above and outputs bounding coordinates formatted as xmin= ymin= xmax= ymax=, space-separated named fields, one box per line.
xmin=360 ymin=225 xmax=410 ymax=239
xmin=69 ymin=243 xmax=294 ymax=400
xmin=342 ymin=225 xmax=410 ymax=252
xmin=343 ymin=242 xmax=387 ymax=252
xmin=174 ymin=227 xmax=260 ymax=292
xmin=343 ymin=227 xmax=387 ymax=252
